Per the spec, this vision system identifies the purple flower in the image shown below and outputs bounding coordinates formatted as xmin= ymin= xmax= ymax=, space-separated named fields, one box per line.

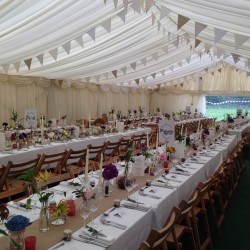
xmin=102 ymin=164 xmax=118 ymax=180
xmin=141 ymin=143 xmax=148 ymax=152
xmin=5 ymin=215 xmax=30 ymax=231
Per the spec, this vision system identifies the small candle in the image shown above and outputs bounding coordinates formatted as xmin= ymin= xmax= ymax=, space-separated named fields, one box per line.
xmin=88 ymin=114 xmax=91 ymax=128
xmin=197 ymin=119 xmax=200 ymax=132
xmin=85 ymin=148 xmax=89 ymax=183
xmin=180 ymin=123 xmax=183 ymax=135
xmin=98 ymin=153 xmax=103 ymax=184
xmin=185 ymin=127 xmax=187 ymax=138
xmin=146 ymin=130 xmax=149 ymax=148
xmin=58 ymin=110 xmax=61 ymax=124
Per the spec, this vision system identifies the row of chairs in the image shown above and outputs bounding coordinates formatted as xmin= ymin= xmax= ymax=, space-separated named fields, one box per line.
xmin=0 ymin=132 xmax=156 ymax=201
xmin=139 ymin=138 xmax=247 ymax=250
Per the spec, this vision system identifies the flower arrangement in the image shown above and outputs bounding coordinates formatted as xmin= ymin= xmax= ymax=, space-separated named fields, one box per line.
xmin=73 ymin=186 xmax=95 ymax=200
xmin=109 ymin=108 xmax=115 ymax=114
xmin=166 ymin=146 xmax=175 ymax=153
xmin=61 ymin=115 xmax=67 ymax=120
xmin=176 ymin=134 xmax=185 ymax=142
xmin=10 ymin=109 xmax=18 ymax=123
xmin=202 ymin=127 xmax=210 ymax=140
xmin=5 ymin=215 xmax=30 ymax=232
xmin=49 ymin=200 xmax=69 ymax=218
xmin=133 ymin=110 xmax=137 ymax=114
xmin=4 ymin=131 xmax=12 ymax=138
xmin=102 ymin=163 xmax=118 ymax=180
xmin=128 ymin=109 xmax=131 ymax=114
xmin=37 ymin=169 xmax=50 ymax=183
xmin=160 ymin=154 xmax=167 ymax=161
xmin=0 ymin=204 xmax=9 ymax=222
xmin=156 ymin=107 xmax=160 ymax=112
xmin=141 ymin=143 xmax=153 ymax=159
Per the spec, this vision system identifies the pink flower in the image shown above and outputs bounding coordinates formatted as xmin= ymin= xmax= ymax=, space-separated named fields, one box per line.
xmin=160 ymin=154 xmax=167 ymax=160
xmin=83 ymin=190 xmax=93 ymax=200
xmin=4 ymin=131 xmax=12 ymax=138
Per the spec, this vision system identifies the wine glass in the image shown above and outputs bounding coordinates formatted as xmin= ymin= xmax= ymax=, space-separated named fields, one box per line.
xmin=89 ymin=195 xmax=100 ymax=227
xmin=79 ymin=202 xmax=91 ymax=228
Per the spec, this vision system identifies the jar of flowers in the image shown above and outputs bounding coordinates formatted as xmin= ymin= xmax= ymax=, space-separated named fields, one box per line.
xmin=49 ymin=200 xmax=69 ymax=225
xmin=117 ymin=140 xmax=134 ymax=189
xmin=102 ymin=163 xmax=118 ymax=196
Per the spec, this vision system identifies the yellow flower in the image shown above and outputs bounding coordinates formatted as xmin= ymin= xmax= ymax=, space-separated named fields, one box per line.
xmin=37 ymin=169 xmax=50 ymax=183
xmin=49 ymin=200 xmax=69 ymax=217
xmin=167 ymin=146 xmax=175 ymax=153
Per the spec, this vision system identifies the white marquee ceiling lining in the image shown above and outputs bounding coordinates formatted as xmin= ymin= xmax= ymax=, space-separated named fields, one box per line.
xmin=0 ymin=0 xmax=249 ymax=88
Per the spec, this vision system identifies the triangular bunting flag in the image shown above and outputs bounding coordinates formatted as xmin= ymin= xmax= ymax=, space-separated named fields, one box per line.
xmin=214 ymin=28 xmax=227 ymax=43
xmin=123 ymin=0 xmax=129 ymax=11
xmin=62 ymin=41 xmax=71 ymax=55
xmin=162 ymin=45 xmax=168 ymax=53
xmin=113 ymin=0 xmax=118 ymax=9
xmin=180 ymin=83 xmax=184 ymax=87
xmin=101 ymin=18 xmax=112 ymax=33
xmin=58 ymin=80 xmax=63 ymax=87
xmin=75 ymin=35 xmax=84 ymax=47
xmin=151 ymin=73 xmax=156 ymax=79
xmin=13 ymin=62 xmax=21 ymax=72
xmin=135 ymin=79 xmax=140 ymax=85
xmin=218 ymin=68 xmax=222 ymax=73
xmin=141 ymin=57 xmax=146 ymax=66
xmin=104 ymin=72 xmax=108 ymax=79
xmin=195 ymin=22 xmax=207 ymax=37
xmin=94 ymin=75 xmax=100 ymax=82
xmin=234 ymin=34 xmax=248 ymax=50
xmin=24 ymin=58 xmax=32 ymax=70
xmin=121 ymin=66 xmax=127 ymax=75
xmin=178 ymin=61 xmax=182 ymax=67
xmin=217 ymin=48 xmax=224 ymax=58
xmin=211 ymin=72 xmax=215 ymax=76
xmin=117 ymin=9 xmax=126 ymax=23
xmin=112 ymin=70 xmax=117 ymax=78
xmin=169 ymin=65 xmax=174 ymax=71
xmin=185 ymin=56 xmax=191 ymax=64
xmin=157 ymin=20 xmax=161 ymax=32
xmin=87 ymin=28 xmax=96 ymax=41
xmin=151 ymin=12 xmax=156 ymax=26
xmin=2 ymin=64 xmax=9 ymax=73
xmin=231 ymin=53 xmax=240 ymax=64
xmin=195 ymin=39 xmax=201 ymax=48
xmin=151 ymin=52 xmax=158 ymax=61
xmin=36 ymin=54 xmax=44 ymax=65
xmin=177 ymin=15 xmax=190 ymax=30
xmin=160 ymin=6 xmax=172 ymax=20
xmin=85 ymin=77 xmax=91 ymax=83
xmin=49 ymin=48 xmax=58 ymax=61
xmin=130 ymin=62 xmax=136 ymax=70
xmin=160 ymin=69 xmax=165 ymax=76
xmin=204 ymin=67 xmax=209 ymax=73
xmin=142 ymin=76 xmax=147 ymax=83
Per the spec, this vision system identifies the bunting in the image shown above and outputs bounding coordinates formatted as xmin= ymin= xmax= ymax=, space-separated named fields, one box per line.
xmin=195 ymin=39 xmax=201 ymax=48
xmin=234 ymin=34 xmax=249 ymax=50
xmin=231 ymin=53 xmax=240 ymax=64
xmin=13 ymin=62 xmax=21 ymax=72
xmin=36 ymin=54 xmax=44 ymax=66
xmin=160 ymin=6 xmax=172 ymax=20
xmin=112 ymin=70 xmax=117 ymax=78
xmin=177 ymin=15 xmax=189 ymax=30
xmin=195 ymin=22 xmax=207 ymax=37
xmin=130 ymin=62 xmax=137 ymax=70
xmin=75 ymin=35 xmax=84 ymax=47
xmin=24 ymin=58 xmax=32 ymax=70
xmin=101 ymin=18 xmax=112 ymax=33
xmin=87 ymin=28 xmax=96 ymax=41
xmin=135 ymin=79 xmax=140 ymax=85
xmin=214 ymin=28 xmax=227 ymax=43
xmin=49 ymin=48 xmax=58 ymax=61
xmin=62 ymin=41 xmax=71 ymax=54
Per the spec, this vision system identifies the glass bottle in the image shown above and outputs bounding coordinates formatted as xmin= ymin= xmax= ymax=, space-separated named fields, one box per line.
xmin=39 ymin=200 xmax=50 ymax=232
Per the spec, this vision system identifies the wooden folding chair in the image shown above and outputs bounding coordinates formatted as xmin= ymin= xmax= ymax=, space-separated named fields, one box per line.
xmin=102 ymin=139 xmax=123 ymax=166
xmin=166 ymin=192 xmax=198 ymax=250
xmin=139 ymin=207 xmax=180 ymax=250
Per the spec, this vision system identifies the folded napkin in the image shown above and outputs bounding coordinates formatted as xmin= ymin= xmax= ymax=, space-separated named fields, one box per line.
xmin=81 ymin=227 xmax=115 ymax=245
xmin=8 ymin=201 xmax=32 ymax=212
xmin=152 ymin=181 xmax=177 ymax=189
xmin=122 ymin=201 xmax=151 ymax=212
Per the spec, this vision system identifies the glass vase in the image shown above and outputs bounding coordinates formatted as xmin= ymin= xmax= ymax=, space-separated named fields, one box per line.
xmin=39 ymin=200 xmax=50 ymax=232
xmin=103 ymin=179 xmax=111 ymax=197
xmin=9 ymin=229 xmax=25 ymax=250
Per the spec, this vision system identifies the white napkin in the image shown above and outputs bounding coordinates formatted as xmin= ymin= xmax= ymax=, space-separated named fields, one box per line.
xmin=122 ymin=201 xmax=151 ymax=211
xmin=81 ymin=227 xmax=115 ymax=245
xmin=151 ymin=181 xmax=177 ymax=189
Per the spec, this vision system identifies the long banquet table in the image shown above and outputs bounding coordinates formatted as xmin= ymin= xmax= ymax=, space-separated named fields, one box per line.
xmin=0 ymin=128 xmax=150 ymax=166
xmin=0 ymin=131 xmax=241 ymax=250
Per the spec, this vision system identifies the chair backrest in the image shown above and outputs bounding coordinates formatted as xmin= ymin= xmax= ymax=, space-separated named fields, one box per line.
xmin=141 ymin=207 xmax=180 ymax=250
xmin=63 ymin=148 xmax=87 ymax=167
xmin=35 ymin=151 xmax=67 ymax=176
xmin=7 ymin=155 xmax=41 ymax=177
xmin=0 ymin=165 xmax=11 ymax=191
xmin=104 ymin=139 xmax=123 ymax=157
xmin=92 ymin=118 xmax=106 ymax=126
xmin=88 ymin=142 xmax=109 ymax=162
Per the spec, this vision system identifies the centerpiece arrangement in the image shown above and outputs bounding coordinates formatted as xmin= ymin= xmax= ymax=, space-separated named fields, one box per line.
xmin=0 ymin=215 xmax=31 ymax=250
xmin=49 ymin=200 xmax=69 ymax=225
xmin=117 ymin=140 xmax=134 ymax=189
xmin=102 ymin=163 xmax=118 ymax=196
